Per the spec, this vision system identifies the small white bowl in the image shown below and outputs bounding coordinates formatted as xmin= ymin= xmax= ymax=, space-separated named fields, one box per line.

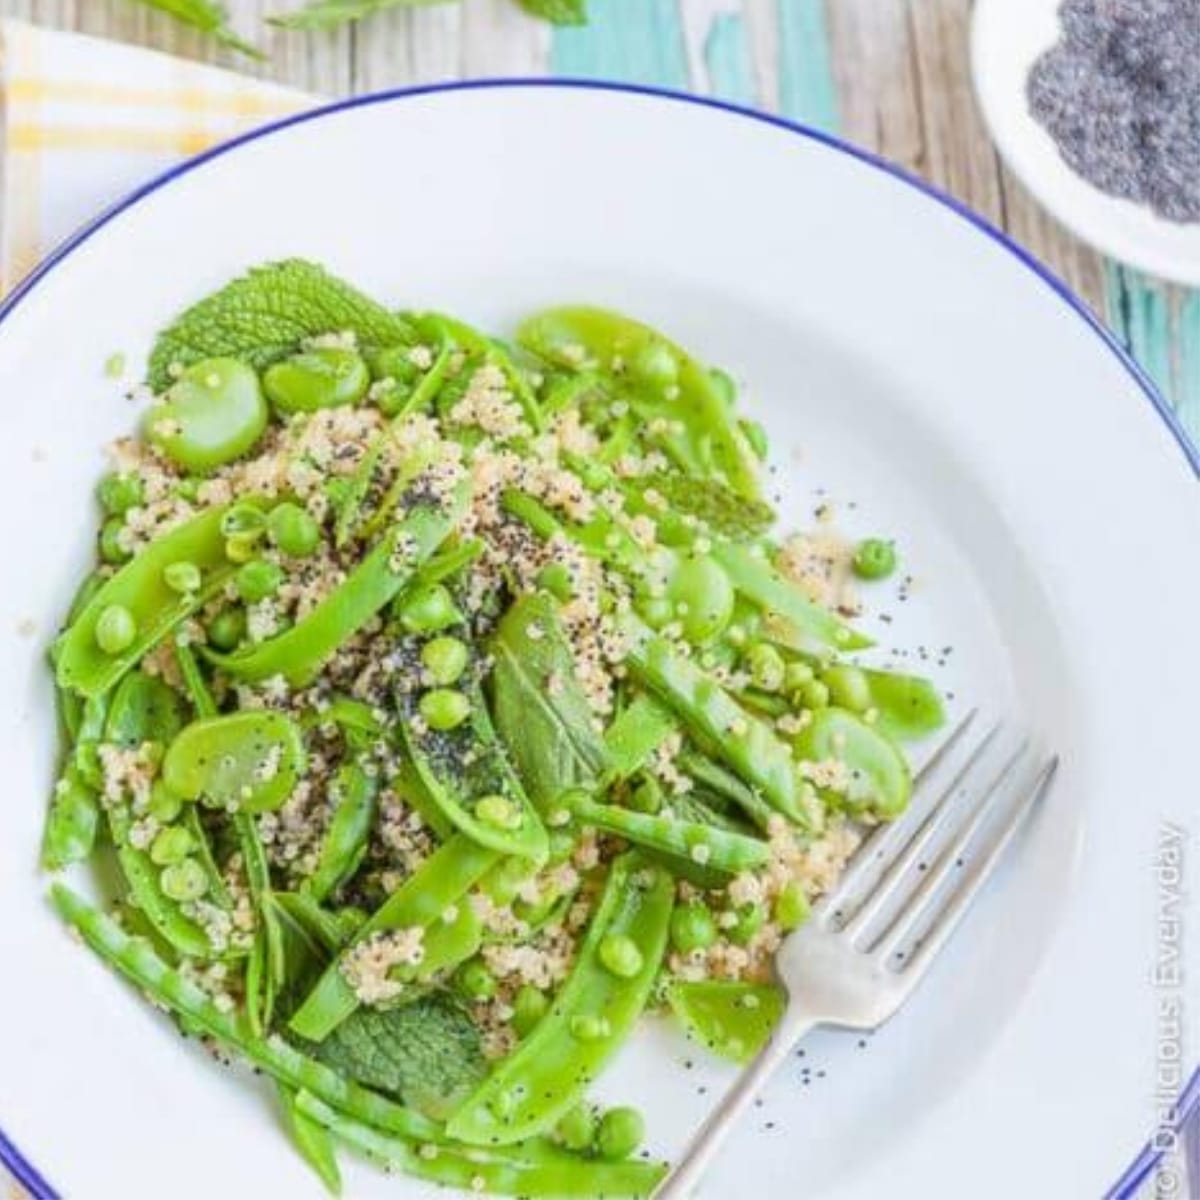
xmin=972 ymin=0 xmax=1200 ymax=284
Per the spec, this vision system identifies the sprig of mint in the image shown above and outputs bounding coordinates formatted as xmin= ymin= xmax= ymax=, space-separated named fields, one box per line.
xmin=128 ymin=0 xmax=264 ymax=58
xmin=132 ymin=0 xmax=587 ymax=53
xmin=147 ymin=259 xmax=414 ymax=391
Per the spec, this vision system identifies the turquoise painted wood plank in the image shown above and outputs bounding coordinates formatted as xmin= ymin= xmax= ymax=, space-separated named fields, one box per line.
xmin=704 ymin=13 xmax=753 ymax=107
xmin=1105 ymin=264 xmax=1200 ymax=445
xmin=1177 ymin=289 xmax=1200 ymax=443
xmin=550 ymin=0 xmax=688 ymax=89
xmin=775 ymin=0 xmax=839 ymax=130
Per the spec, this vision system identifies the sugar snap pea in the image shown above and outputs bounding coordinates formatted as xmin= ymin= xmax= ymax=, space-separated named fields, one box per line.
xmin=304 ymin=760 xmax=378 ymax=902
xmin=208 ymin=480 xmax=468 ymax=685
xmin=289 ymin=834 xmax=499 ymax=1042
xmin=56 ymin=503 xmax=248 ymax=697
xmin=447 ymin=853 xmax=673 ymax=1146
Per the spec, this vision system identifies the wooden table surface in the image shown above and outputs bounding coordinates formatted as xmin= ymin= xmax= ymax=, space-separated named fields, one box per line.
xmin=2 ymin=0 xmax=1196 ymax=440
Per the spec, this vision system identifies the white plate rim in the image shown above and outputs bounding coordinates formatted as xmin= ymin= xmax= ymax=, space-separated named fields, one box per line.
xmin=0 ymin=77 xmax=1195 ymax=1199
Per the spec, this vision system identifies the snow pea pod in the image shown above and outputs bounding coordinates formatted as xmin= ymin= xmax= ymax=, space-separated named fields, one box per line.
xmin=603 ymin=693 xmax=678 ymax=780
xmin=296 ymin=1092 xmax=667 ymax=1198
xmin=399 ymin=680 xmax=548 ymax=861
xmin=50 ymin=885 xmax=441 ymax=1144
xmin=677 ymin=750 xmax=776 ymax=834
xmin=56 ymin=503 xmax=246 ymax=698
xmin=621 ymin=615 xmax=822 ymax=830
xmin=278 ymin=1083 xmax=342 ymax=1196
xmin=209 ymin=480 xmax=468 ymax=685
xmin=289 ymin=834 xmax=499 ymax=1042
xmin=163 ymin=711 xmax=306 ymax=813
xmin=238 ymin=811 xmax=286 ymax=1034
xmin=665 ymin=980 xmax=784 ymax=1065
xmin=518 ymin=306 xmax=760 ymax=500
xmin=40 ymin=766 xmax=100 ymax=871
xmin=447 ymin=852 xmax=674 ymax=1147
xmin=568 ymin=794 xmax=769 ymax=877
xmin=304 ymin=760 xmax=379 ymax=902
xmin=793 ymin=707 xmax=911 ymax=818
xmin=713 ymin=542 xmax=872 ymax=654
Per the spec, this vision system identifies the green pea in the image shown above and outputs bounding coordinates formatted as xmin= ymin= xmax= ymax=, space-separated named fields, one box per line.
xmin=420 ymin=688 xmax=470 ymax=731
xmin=398 ymin=584 xmax=461 ymax=634
xmin=267 ymin=501 xmax=320 ymax=558
xmin=626 ymin=778 xmax=662 ymax=815
xmin=512 ymin=984 xmax=549 ymax=1037
xmin=747 ymin=643 xmax=785 ymax=692
xmin=149 ymin=824 xmax=194 ymax=866
xmin=599 ymin=933 xmax=644 ymax=979
xmin=773 ymin=881 xmax=810 ymax=932
xmin=634 ymin=590 xmax=673 ymax=630
xmin=220 ymin=501 xmax=266 ymax=539
xmin=145 ymin=358 xmax=267 ymax=473
xmin=802 ymin=679 xmax=831 ymax=710
xmin=729 ymin=902 xmax=766 ymax=946
xmin=536 ymin=562 xmax=575 ymax=601
xmin=94 ymin=604 xmax=136 ymax=655
xmin=420 ymin=635 xmax=469 ymax=686
xmin=235 ymin=559 xmax=284 ymax=604
xmin=163 ymin=560 xmax=202 ymax=595
xmin=174 ymin=477 xmax=201 ymax=503
xmin=475 ymin=793 xmax=521 ymax=831
xmin=822 ymin=664 xmax=871 ymax=713
xmin=97 ymin=472 xmax=144 ymax=516
xmin=98 ymin=518 xmax=130 ymax=564
xmin=596 ymin=1107 xmax=645 ymax=1162
xmin=159 ymin=857 xmax=208 ymax=902
xmin=670 ymin=901 xmax=717 ymax=954
xmin=783 ymin=660 xmax=815 ymax=693
xmin=631 ymin=341 xmax=678 ymax=392
xmin=263 ymin=348 xmax=370 ymax=415
xmin=147 ymin=780 xmax=184 ymax=824
xmin=569 ymin=1013 xmax=611 ymax=1042
xmin=206 ymin=607 xmax=246 ymax=651
xmin=852 ymin=537 xmax=897 ymax=581
xmin=555 ymin=1104 xmax=597 ymax=1152
xmin=667 ymin=555 xmax=735 ymax=644
xmin=455 ymin=959 xmax=496 ymax=1001
xmin=224 ymin=532 xmax=259 ymax=564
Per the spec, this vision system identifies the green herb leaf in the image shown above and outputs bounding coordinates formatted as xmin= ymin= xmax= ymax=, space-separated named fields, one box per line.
xmin=307 ymin=996 xmax=487 ymax=1120
xmin=635 ymin=472 xmax=774 ymax=541
xmin=517 ymin=0 xmax=587 ymax=25
xmin=490 ymin=592 xmax=612 ymax=807
xmin=128 ymin=0 xmax=263 ymax=56
xmin=147 ymin=259 xmax=414 ymax=391
xmin=269 ymin=0 xmax=453 ymax=32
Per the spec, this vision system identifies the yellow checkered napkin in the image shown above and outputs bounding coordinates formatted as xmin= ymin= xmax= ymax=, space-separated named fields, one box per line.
xmin=0 ymin=18 xmax=313 ymax=293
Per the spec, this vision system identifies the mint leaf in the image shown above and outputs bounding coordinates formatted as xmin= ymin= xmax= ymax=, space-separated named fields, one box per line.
xmin=270 ymin=0 xmax=452 ymax=31
xmin=129 ymin=0 xmax=262 ymax=57
xmin=306 ymin=997 xmax=486 ymax=1120
xmin=635 ymin=472 xmax=774 ymax=540
xmin=147 ymin=259 xmax=413 ymax=391
xmin=490 ymin=593 xmax=612 ymax=807
xmin=518 ymin=0 xmax=587 ymax=24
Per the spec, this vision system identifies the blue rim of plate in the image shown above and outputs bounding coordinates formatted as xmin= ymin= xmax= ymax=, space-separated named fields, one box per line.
xmin=0 ymin=78 xmax=1194 ymax=1200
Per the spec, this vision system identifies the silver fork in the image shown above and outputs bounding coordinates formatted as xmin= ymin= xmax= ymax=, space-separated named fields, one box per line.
xmin=656 ymin=711 xmax=1058 ymax=1198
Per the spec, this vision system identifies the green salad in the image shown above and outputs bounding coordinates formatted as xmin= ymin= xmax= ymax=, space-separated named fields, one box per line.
xmin=44 ymin=260 xmax=945 ymax=1196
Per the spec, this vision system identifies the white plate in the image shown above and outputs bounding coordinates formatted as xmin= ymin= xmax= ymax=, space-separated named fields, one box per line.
xmin=0 ymin=83 xmax=1196 ymax=1200
xmin=971 ymin=0 xmax=1200 ymax=285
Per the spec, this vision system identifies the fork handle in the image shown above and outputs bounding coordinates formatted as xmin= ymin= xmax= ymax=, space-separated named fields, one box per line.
xmin=655 ymin=1003 xmax=818 ymax=1198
